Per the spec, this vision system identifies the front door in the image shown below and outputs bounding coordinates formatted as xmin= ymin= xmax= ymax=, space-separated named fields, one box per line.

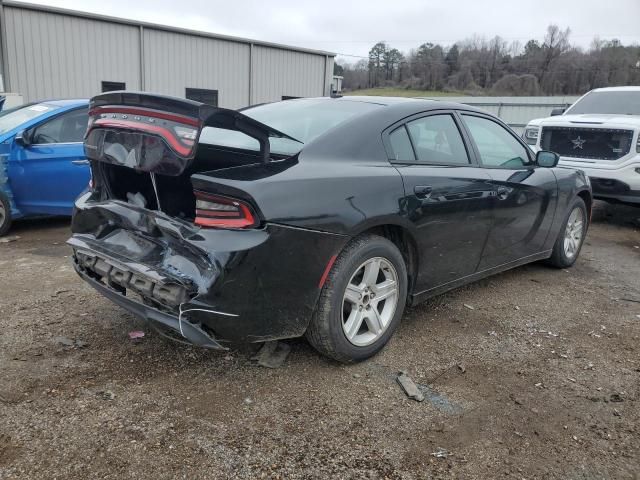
xmin=458 ymin=113 xmax=558 ymax=270
xmin=385 ymin=112 xmax=495 ymax=293
xmin=9 ymin=108 xmax=89 ymax=215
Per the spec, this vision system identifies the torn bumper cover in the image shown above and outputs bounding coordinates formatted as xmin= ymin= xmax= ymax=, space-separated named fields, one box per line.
xmin=69 ymin=193 xmax=346 ymax=348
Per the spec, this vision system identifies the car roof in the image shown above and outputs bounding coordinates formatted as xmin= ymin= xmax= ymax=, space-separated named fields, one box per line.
xmin=38 ymin=98 xmax=89 ymax=108
xmin=326 ymin=95 xmax=487 ymax=116
xmin=590 ymin=86 xmax=640 ymax=93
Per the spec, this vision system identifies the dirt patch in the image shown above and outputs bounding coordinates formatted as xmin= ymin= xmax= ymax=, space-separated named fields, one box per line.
xmin=0 ymin=203 xmax=639 ymax=479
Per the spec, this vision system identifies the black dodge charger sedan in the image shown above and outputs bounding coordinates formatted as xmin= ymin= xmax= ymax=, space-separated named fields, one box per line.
xmin=69 ymin=92 xmax=591 ymax=362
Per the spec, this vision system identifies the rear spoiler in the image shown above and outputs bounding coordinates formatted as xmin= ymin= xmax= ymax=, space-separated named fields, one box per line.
xmin=86 ymin=91 xmax=300 ymax=172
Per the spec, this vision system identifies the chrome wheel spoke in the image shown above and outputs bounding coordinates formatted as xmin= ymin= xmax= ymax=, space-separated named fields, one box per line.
xmin=373 ymin=279 xmax=397 ymax=301
xmin=344 ymin=309 xmax=364 ymax=340
xmin=365 ymin=308 xmax=384 ymax=335
xmin=344 ymin=284 xmax=363 ymax=305
xmin=362 ymin=258 xmax=381 ymax=286
xmin=341 ymin=256 xmax=400 ymax=347
xmin=563 ymin=207 xmax=584 ymax=259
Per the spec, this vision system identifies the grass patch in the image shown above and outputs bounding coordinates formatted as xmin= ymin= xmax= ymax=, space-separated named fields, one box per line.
xmin=345 ymin=88 xmax=461 ymax=97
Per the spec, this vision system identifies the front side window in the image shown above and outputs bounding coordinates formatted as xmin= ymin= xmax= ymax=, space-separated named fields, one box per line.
xmin=462 ymin=114 xmax=531 ymax=168
xmin=405 ymin=114 xmax=469 ymax=164
xmin=31 ymin=108 xmax=89 ymax=144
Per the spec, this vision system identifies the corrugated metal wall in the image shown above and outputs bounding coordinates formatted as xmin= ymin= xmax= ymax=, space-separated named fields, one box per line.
xmin=1 ymin=3 xmax=334 ymax=106
xmin=251 ymin=46 xmax=330 ymax=104
xmin=4 ymin=7 xmax=141 ymax=100
xmin=420 ymin=96 xmax=581 ymax=134
xmin=143 ymin=29 xmax=250 ymax=109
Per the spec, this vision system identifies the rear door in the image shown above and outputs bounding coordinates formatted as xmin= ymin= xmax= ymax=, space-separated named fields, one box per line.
xmin=458 ymin=112 xmax=557 ymax=269
xmin=384 ymin=111 xmax=495 ymax=293
xmin=9 ymin=107 xmax=90 ymax=215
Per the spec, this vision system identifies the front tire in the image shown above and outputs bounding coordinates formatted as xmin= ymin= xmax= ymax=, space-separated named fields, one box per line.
xmin=0 ymin=192 xmax=12 ymax=237
xmin=306 ymin=234 xmax=408 ymax=363
xmin=546 ymin=197 xmax=587 ymax=268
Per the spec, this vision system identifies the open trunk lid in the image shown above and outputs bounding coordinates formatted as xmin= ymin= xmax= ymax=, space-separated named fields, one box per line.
xmin=85 ymin=91 xmax=300 ymax=175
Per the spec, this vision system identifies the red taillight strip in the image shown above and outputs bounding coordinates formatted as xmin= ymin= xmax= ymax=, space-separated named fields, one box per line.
xmin=92 ymin=118 xmax=192 ymax=156
xmin=194 ymin=191 xmax=257 ymax=229
xmin=318 ymin=254 xmax=338 ymax=289
xmin=89 ymin=106 xmax=200 ymax=127
xmin=195 ymin=217 xmax=255 ymax=228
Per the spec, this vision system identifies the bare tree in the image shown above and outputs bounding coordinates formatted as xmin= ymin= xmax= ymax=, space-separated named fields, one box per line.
xmin=339 ymin=25 xmax=640 ymax=95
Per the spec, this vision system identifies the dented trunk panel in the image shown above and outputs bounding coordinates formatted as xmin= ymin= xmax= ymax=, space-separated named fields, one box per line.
xmin=70 ymin=191 xmax=347 ymax=344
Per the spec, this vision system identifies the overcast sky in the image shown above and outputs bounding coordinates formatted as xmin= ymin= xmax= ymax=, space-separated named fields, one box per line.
xmin=32 ymin=0 xmax=640 ymax=62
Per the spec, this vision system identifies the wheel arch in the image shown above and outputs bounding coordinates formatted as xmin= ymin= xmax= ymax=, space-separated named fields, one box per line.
xmin=351 ymin=221 xmax=420 ymax=300
xmin=576 ymin=188 xmax=592 ymax=222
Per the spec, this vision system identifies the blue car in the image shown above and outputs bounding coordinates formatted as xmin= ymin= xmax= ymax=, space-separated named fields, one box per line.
xmin=0 ymin=99 xmax=90 ymax=235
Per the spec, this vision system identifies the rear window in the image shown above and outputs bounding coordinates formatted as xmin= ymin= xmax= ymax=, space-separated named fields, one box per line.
xmin=566 ymin=91 xmax=640 ymax=115
xmin=199 ymin=98 xmax=382 ymax=155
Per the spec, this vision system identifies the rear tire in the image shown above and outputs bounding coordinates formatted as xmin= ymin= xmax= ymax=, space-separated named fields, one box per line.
xmin=546 ymin=197 xmax=587 ymax=268
xmin=0 ymin=192 xmax=12 ymax=237
xmin=306 ymin=234 xmax=408 ymax=363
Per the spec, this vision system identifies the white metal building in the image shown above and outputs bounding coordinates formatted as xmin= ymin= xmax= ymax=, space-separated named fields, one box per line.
xmin=0 ymin=1 xmax=336 ymax=108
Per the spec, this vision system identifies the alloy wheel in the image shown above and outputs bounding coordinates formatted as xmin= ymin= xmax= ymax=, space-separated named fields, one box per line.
xmin=341 ymin=257 xmax=399 ymax=347
xmin=563 ymin=207 xmax=584 ymax=259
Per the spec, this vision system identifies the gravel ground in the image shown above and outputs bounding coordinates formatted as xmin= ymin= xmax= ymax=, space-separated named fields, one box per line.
xmin=0 ymin=201 xmax=639 ymax=479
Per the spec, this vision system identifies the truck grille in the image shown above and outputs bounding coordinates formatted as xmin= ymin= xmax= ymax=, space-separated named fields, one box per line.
xmin=540 ymin=127 xmax=633 ymax=160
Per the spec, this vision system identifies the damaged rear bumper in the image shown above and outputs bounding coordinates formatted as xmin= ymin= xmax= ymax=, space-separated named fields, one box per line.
xmin=69 ymin=193 xmax=347 ymax=347
xmin=75 ymin=266 xmax=226 ymax=349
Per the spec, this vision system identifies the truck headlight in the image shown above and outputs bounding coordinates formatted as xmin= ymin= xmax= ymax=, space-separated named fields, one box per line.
xmin=523 ymin=127 xmax=539 ymax=145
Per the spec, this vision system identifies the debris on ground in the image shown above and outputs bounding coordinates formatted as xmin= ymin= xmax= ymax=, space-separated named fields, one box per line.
xmin=396 ymin=371 xmax=425 ymax=402
xmin=128 ymin=331 xmax=145 ymax=340
xmin=456 ymin=364 xmax=466 ymax=373
xmin=0 ymin=236 xmax=19 ymax=244
xmin=54 ymin=336 xmax=75 ymax=347
xmin=431 ymin=447 xmax=451 ymax=458
xmin=96 ymin=390 xmax=115 ymax=400
xmin=252 ymin=341 xmax=291 ymax=369
xmin=463 ymin=304 xmax=475 ymax=310
xmin=609 ymin=393 xmax=624 ymax=403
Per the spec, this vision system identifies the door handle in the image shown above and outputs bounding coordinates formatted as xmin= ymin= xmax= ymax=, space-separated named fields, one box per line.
xmin=72 ymin=159 xmax=89 ymax=165
xmin=496 ymin=186 xmax=510 ymax=200
xmin=414 ymin=185 xmax=433 ymax=199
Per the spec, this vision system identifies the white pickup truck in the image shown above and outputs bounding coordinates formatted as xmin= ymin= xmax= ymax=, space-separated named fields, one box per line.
xmin=523 ymin=86 xmax=640 ymax=205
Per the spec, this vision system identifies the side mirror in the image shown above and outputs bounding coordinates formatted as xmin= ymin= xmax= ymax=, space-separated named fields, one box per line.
xmin=15 ymin=129 xmax=31 ymax=146
xmin=550 ymin=107 xmax=565 ymax=117
xmin=536 ymin=150 xmax=559 ymax=168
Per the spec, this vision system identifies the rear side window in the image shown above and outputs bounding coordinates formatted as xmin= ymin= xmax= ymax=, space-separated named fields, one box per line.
xmin=405 ymin=114 xmax=469 ymax=164
xmin=388 ymin=126 xmax=415 ymax=161
xmin=461 ymin=114 xmax=531 ymax=168
xmin=31 ymin=108 xmax=89 ymax=144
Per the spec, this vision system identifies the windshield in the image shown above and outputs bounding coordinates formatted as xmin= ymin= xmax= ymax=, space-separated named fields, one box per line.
xmin=199 ymin=98 xmax=382 ymax=155
xmin=0 ymin=103 xmax=60 ymax=135
xmin=566 ymin=91 xmax=640 ymax=115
